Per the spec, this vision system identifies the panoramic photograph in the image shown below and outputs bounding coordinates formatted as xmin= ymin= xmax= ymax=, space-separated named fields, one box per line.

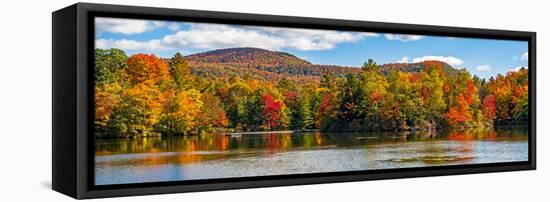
xmin=93 ymin=17 xmax=529 ymax=185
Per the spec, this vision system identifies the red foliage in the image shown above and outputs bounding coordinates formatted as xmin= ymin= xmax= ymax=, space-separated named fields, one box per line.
xmin=482 ymin=94 xmax=496 ymax=120
xmin=283 ymin=91 xmax=298 ymax=106
xmin=316 ymin=93 xmax=336 ymax=126
xmin=261 ymin=94 xmax=283 ymax=129
xmin=318 ymin=94 xmax=335 ymax=114
xmin=409 ymin=73 xmax=421 ymax=82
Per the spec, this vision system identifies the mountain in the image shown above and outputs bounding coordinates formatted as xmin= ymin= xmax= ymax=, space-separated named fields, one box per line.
xmin=184 ymin=48 xmax=360 ymax=83
xmin=182 ymin=47 xmax=459 ymax=82
xmin=185 ymin=47 xmax=313 ymax=69
xmin=378 ymin=61 xmax=460 ymax=76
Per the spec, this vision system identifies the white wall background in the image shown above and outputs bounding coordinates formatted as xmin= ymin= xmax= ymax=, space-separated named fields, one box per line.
xmin=0 ymin=0 xmax=547 ymax=201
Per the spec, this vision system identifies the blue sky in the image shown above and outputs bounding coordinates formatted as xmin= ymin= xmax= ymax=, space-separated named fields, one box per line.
xmin=95 ymin=17 xmax=528 ymax=79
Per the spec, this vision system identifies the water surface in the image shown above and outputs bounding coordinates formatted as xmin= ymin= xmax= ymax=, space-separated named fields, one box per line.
xmin=95 ymin=128 xmax=528 ymax=185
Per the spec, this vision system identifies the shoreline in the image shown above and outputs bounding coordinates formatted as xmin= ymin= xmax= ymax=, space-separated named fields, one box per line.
xmin=94 ymin=125 xmax=528 ymax=139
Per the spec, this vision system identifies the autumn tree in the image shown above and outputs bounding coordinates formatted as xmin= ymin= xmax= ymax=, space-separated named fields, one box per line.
xmin=196 ymin=92 xmax=229 ymax=131
xmin=420 ymin=62 xmax=447 ymax=123
xmin=94 ymin=49 xmax=128 ymax=137
xmin=361 ymin=59 xmax=378 ymax=72
xmin=320 ymin=72 xmax=337 ymax=91
xmin=445 ymin=93 xmax=473 ymax=126
xmin=316 ymin=93 xmax=337 ymax=131
xmin=126 ymin=54 xmax=172 ymax=88
xmin=260 ymin=94 xmax=283 ymax=130
xmin=109 ymin=80 xmax=165 ymax=137
xmin=290 ymin=93 xmax=314 ymax=130
xmin=358 ymin=60 xmax=389 ymax=129
xmin=278 ymin=77 xmax=297 ymax=92
xmin=94 ymin=82 xmax=122 ymax=137
xmin=387 ymin=71 xmax=425 ymax=129
xmin=157 ymin=89 xmax=203 ymax=135
xmin=486 ymin=68 xmax=529 ymax=124
xmin=337 ymin=74 xmax=364 ymax=131
xmin=444 ymin=70 xmax=480 ymax=127
xmin=95 ymin=48 xmax=128 ymax=86
xmin=170 ymin=53 xmax=194 ymax=90
xmin=92 ymin=48 xmax=529 ymax=137
xmin=223 ymin=76 xmax=254 ymax=129
xmin=482 ymin=94 xmax=496 ymax=122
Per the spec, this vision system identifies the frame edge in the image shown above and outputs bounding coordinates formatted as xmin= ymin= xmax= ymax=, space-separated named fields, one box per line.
xmin=52 ymin=3 xmax=78 ymax=199
xmin=62 ymin=2 xmax=537 ymax=199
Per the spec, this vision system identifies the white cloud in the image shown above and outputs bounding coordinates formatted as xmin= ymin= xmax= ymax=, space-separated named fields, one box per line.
xmin=167 ymin=23 xmax=181 ymax=31
xmin=95 ymin=17 xmax=167 ymax=35
xmin=162 ymin=24 xmax=376 ymax=51
xmin=384 ymin=34 xmax=424 ymax=42
xmin=396 ymin=56 xmax=409 ymax=63
xmin=96 ymin=23 xmax=379 ymax=52
xmin=476 ymin=65 xmax=492 ymax=72
xmin=412 ymin=55 xmax=464 ymax=66
xmin=162 ymin=24 xmax=286 ymax=50
xmin=520 ymin=52 xmax=528 ymax=61
xmin=95 ymin=39 xmax=169 ymax=51
xmin=510 ymin=66 xmax=528 ymax=72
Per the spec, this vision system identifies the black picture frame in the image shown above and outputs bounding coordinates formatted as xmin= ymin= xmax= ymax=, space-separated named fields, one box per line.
xmin=52 ymin=2 xmax=536 ymax=199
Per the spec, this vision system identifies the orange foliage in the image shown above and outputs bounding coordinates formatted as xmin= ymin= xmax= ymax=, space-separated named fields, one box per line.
xmin=196 ymin=92 xmax=229 ymax=128
xmin=422 ymin=60 xmax=446 ymax=78
xmin=370 ymin=91 xmax=383 ymax=103
xmin=445 ymin=93 xmax=472 ymax=126
xmin=408 ymin=73 xmax=421 ymax=82
xmin=316 ymin=93 xmax=336 ymax=127
xmin=126 ymin=54 xmax=171 ymax=85
xmin=465 ymin=80 xmax=476 ymax=105
xmin=94 ymin=83 xmax=121 ymax=124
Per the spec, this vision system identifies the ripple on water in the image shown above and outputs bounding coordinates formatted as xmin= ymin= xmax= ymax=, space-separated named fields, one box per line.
xmin=384 ymin=155 xmax=475 ymax=164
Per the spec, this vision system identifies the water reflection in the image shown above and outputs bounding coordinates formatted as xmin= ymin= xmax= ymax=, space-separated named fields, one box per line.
xmin=95 ymin=127 xmax=528 ymax=185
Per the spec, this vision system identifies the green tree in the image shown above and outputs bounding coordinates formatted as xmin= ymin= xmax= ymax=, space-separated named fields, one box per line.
xmin=290 ymin=93 xmax=314 ymax=130
xmin=387 ymin=71 xmax=425 ymax=129
xmin=420 ymin=63 xmax=447 ymax=123
xmin=95 ymin=48 xmax=128 ymax=86
xmin=320 ymin=72 xmax=337 ymax=90
xmin=336 ymin=74 xmax=364 ymax=131
xmin=361 ymin=59 xmax=378 ymax=72
xmin=170 ymin=53 xmax=194 ymax=90
xmin=358 ymin=60 xmax=389 ymax=129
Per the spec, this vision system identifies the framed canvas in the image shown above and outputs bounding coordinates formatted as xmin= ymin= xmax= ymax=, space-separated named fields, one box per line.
xmin=52 ymin=3 xmax=536 ymax=199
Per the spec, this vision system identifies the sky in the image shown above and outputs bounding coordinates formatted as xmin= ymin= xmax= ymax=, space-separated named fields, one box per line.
xmin=95 ymin=17 xmax=529 ymax=79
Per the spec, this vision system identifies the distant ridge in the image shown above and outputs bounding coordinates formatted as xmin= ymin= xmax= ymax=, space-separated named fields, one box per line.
xmin=378 ymin=61 xmax=460 ymax=76
xmin=181 ymin=47 xmax=459 ymax=81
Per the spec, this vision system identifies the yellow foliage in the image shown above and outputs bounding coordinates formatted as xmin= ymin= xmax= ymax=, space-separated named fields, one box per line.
xmin=95 ymin=82 xmax=122 ymax=124
xmin=124 ymin=79 xmax=165 ymax=126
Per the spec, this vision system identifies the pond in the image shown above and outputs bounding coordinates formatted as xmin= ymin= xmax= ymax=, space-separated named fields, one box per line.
xmin=95 ymin=128 xmax=528 ymax=185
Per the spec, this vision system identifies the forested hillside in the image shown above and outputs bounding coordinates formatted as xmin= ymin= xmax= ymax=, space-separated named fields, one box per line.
xmin=94 ymin=48 xmax=529 ymax=138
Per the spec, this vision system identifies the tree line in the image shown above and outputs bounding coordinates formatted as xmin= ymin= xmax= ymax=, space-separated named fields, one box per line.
xmin=94 ymin=48 xmax=529 ymax=138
